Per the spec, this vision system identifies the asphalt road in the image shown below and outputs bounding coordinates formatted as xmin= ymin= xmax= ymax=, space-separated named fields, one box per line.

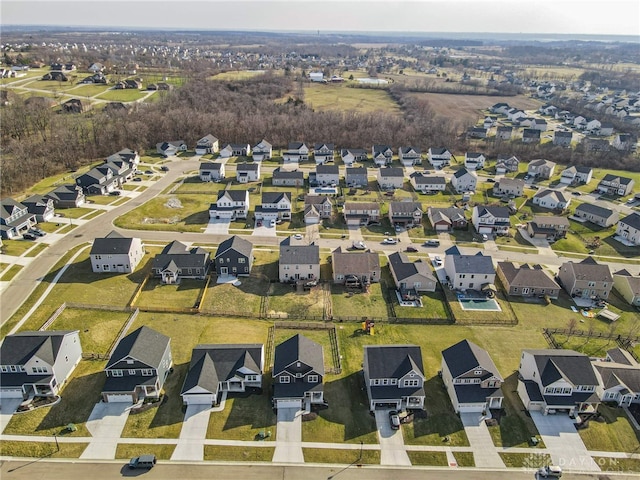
xmin=1 ymin=460 xmax=636 ymax=480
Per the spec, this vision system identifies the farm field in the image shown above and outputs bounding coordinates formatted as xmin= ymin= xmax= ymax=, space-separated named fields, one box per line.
xmin=301 ymin=83 xmax=402 ymax=115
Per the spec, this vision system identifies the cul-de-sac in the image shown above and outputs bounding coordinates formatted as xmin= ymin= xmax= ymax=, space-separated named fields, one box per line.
xmin=1 ymin=22 xmax=640 ymax=479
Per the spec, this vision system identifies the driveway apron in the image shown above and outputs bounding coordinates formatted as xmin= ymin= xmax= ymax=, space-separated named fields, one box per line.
xmin=530 ymin=411 xmax=600 ymax=472
xmin=272 ymin=407 xmax=304 ymax=463
xmin=171 ymin=404 xmax=212 ymax=461
xmin=460 ymin=412 xmax=505 ymax=468
xmin=0 ymin=398 xmax=22 ymax=434
xmin=80 ymin=402 xmax=130 ymax=459
xmin=204 ymin=218 xmax=231 ymax=235
xmin=374 ymin=410 xmax=411 ymax=466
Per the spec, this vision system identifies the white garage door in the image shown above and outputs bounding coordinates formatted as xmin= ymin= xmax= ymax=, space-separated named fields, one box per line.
xmin=0 ymin=388 xmax=23 ymax=399
xmin=277 ymin=399 xmax=302 ymax=409
xmin=184 ymin=394 xmax=215 ymax=405
xmin=457 ymin=404 xmax=485 ymax=413
xmin=105 ymin=393 xmax=133 ymax=403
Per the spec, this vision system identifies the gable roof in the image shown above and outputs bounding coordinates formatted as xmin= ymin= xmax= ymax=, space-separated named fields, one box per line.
xmin=428 ymin=147 xmax=450 ymax=156
xmin=273 ymin=168 xmax=303 ymax=180
xmin=575 ymin=202 xmax=615 ymax=218
xmin=273 ymin=334 xmax=324 ymax=376
xmin=237 ymin=162 xmax=259 ymax=172
xmin=364 ymin=344 xmax=425 ymax=379
xmin=279 ymin=241 xmax=320 ymax=265
xmin=389 ymin=201 xmax=422 ymax=214
xmin=620 ymin=212 xmax=640 ymax=230
xmin=498 ymin=262 xmax=560 ymax=289
xmin=428 ymin=207 xmax=467 ymax=224
xmin=388 ymin=252 xmax=436 ymax=283
xmin=90 ymin=230 xmax=138 ymax=255
xmin=526 ymin=349 xmax=599 ymax=387
xmin=0 ymin=330 xmax=78 ymax=366
xmin=534 ymin=189 xmax=569 ymax=203
xmin=378 ymin=167 xmax=404 ymax=177
xmin=200 ymin=162 xmax=222 ymax=171
xmin=449 ymin=251 xmax=495 ymax=275
xmin=442 ymin=339 xmax=502 ymax=380
xmin=215 ymin=235 xmax=253 ymax=259
xmin=332 ymin=247 xmax=380 ymax=276
xmin=475 ymin=205 xmax=510 ymax=218
xmin=106 ymin=326 xmax=169 ymax=369
xmin=153 ymin=240 xmax=209 ymax=270
xmin=453 ymin=168 xmax=475 ymax=179
xmin=316 ymin=164 xmax=339 ymax=175
xmin=410 ymin=172 xmax=446 ymax=185
xmin=601 ymin=174 xmax=633 ymax=185
xmin=216 ymin=190 xmax=247 ymax=203
xmin=560 ymin=257 xmax=612 ymax=283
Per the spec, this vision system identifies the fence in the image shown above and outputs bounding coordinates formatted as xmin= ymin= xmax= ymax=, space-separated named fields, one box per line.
xmin=39 ymin=302 xmax=67 ymax=330
xmin=543 ymin=328 xmax=640 ymax=360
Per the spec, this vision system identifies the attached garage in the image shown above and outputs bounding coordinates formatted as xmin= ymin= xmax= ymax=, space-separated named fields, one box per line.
xmin=276 ymin=399 xmax=302 ymax=410
xmin=457 ymin=403 xmax=486 ymax=413
xmin=373 ymin=401 xmax=400 ymax=410
xmin=104 ymin=393 xmax=134 ymax=403
xmin=0 ymin=388 xmax=24 ymax=399
xmin=182 ymin=394 xmax=215 ymax=406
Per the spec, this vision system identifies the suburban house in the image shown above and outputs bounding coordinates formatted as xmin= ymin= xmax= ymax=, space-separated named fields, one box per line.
xmin=272 ymin=334 xmax=325 ymax=411
xmin=90 ymin=231 xmax=144 ymax=274
xmin=409 ymin=172 xmax=446 ymax=194
xmin=107 ymin=148 xmax=140 ymax=168
xmin=532 ymin=189 xmax=571 ymax=211
xmin=522 ymin=128 xmax=541 ymax=143
xmin=103 ymin=159 xmax=134 ymax=187
xmin=214 ymin=235 xmax=253 ymax=278
xmin=236 ymin=162 xmax=260 ymax=183
xmin=152 ymin=240 xmax=210 ymax=284
xmin=491 ymin=102 xmax=511 ymax=115
xmin=495 ymin=154 xmax=519 ymax=173
xmin=209 ymin=190 xmax=249 ymax=220
xmin=441 ymin=339 xmax=503 ymax=413
xmin=283 ymin=142 xmax=309 ymax=162
xmin=345 ymin=167 xmax=368 ymax=187
xmin=557 ymin=257 xmax=612 ymax=301
xmin=451 ymin=168 xmax=477 ymax=193
xmin=539 ymin=104 xmax=558 ymax=116
xmin=468 ymin=127 xmax=488 ymax=139
xmin=464 ymin=152 xmax=486 ymax=170
xmin=372 ymin=145 xmax=393 ymax=166
xmin=363 ymin=345 xmax=426 ymax=411
xmin=252 ymin=140 xmax=272 ymax=161
xmin=527 ymin=215 xmax=570 ymax=240
xmin=0 ymin=330 xmax=82 ymax=401
xmin=272 ymin=168 xmax=304 ymax=187
xmin=180 ymin=344 xmax=264 ymax=406
xmin=314 ymin=164 xmax=340 ymax=186
xmin=598 ymin=122 xmax=614 ymax=136
xmin=573 ymin=203 xmax=618 ymax=227
xmin=497 ymin=262 xmax=561 ymax=299
xmin=427 ymin=147 xmax=452 ymax=168
xmin=507 ymin=108 xmax=527 ymax=122
xmin=75 ymin=166 xmax=118 ymax=195
xmin=613 ymin=133 xmax=635 ymax=151
xmin=0 ymin=198 xmax=36 ymax=240
xmin=584 ymin=138 xmax=610 ymax=152
xmin=21 ymin=195 xmax=55 ymax=223
xmin=593 ymin=349 xmax=640 ymax=407
xmin=553 ymin=130 xmax=573 ymax=147
xmin=613 ymin=270 xmax=640 ymax=307
xmin=62 ymin=98 xmax=89 ymax=113
xmin=398 ymin=146 xmax=422 ymax=166
xmin=195 ymin=134 xmax=219 ymax=155
xmin=495 ymin=126 xmax=513 ymax=141
xmin=427 ymin=207 xmax=468 ymax=231
xmin=102 ymin=326 xmax=172 ymax=403
xmin=616 ymin=213 xmax=640 ymax=246
xmin=388 ymin=201 xmax=423 ymax=227
xmin=199 ymin=162 xmax=225 ymax=182
xmin=517 ymin=349 xmax=600 ymax=416
xmin=532 ymin=118 xmax=548 ymax=131
xmin=255 ymin=192 xmax=292 ymax=222
xmin=377 ymin=167 xmax=404 ymax=189
xmin=343 ymin=202 xmax=380 ymax=226
xmin=220 ymin=143 xmax=251 ymax=158
xmin=527 ymin=159 xmax=556 ymax=179
xmin=597 ymin=174 xmax=635 ymax=196
xmin=314 ymin=143 xmax=335 ymax=164
xmin=279 ymin=236 xmax=320 ymax=283
xmin=331 ymin=247 xmax=380 ymax=285
xmin=341 ymin=148 xmax=368 ymax=166
xmin=493 ymin=178 xmax=524 ymax=197
xmin=443 ymin=246 xmax=496 ymax=291
xmin=560 ymin=166 xmax=593 ymax=185
xmin=388 ymin=252 xmax=437 ymax=293
xmin=156 ymin=140 xmax=187 ymax=157
xmin=304 ymin=195 xmax=333 ymax=224
xmin=46 ymin=184 xmax=86 ymax=209
xmin=483 ymin=116 xmax=497 ymax=128
xmin=471 ymin=205 xmax=510 ymax=235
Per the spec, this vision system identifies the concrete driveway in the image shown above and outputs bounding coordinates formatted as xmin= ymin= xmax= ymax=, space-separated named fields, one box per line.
xmin=374 ymin=410 xmax=411 ymax=466
xmin=530 ymin=411 xmax=600 ymax=472
xmin=204 ymin=218 xmax=231 ymax=235
xmin=0 ymin=398 xmax=22 ymax=434
xmin=272 ymin=407 xmax=304 ymax=463
xmin=171 ymin=404 xmax=212 ymax=461
xmin=80 ymin=402 xmax=130 ymax=459
xmin=460 ymin=412 xmax=505 ymax=468
xmin=252 ymin=221 xmax=277 ymax=237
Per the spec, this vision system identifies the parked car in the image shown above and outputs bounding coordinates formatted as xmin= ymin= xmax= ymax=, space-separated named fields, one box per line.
xmin=269 ymin=219 xmax=276 ymax=228
xmin=481 ymin=234 xmax=489 ymax=241
xmin=352 ymin=241 xmax=366 ymax=250
xmin=160 ymin=166 xmax=169 ymax=171
xmin=382 ymin=237 xmax=397 ymax=244
xmin=389 ymin=410 xmax=400 ymax=430
xmin=423 ymin=239 xmax=440 ymax=247
xmin=486 ymin=178 xmax=495 ymax=183
xmin=405 ymin=246 xmax=418 ymax=252
xmin=293 ymin=234 xmax=303 ymax=240
xmin=30 ymin=228 xmax=46 ymax=237
xmin=109 ymin=190 xmax=121 ymax=196
xmin=133 ymin=177 xmax=142 ymax=182
xmin=128 ymin=454 xmax=156 ymax=470
xmin=538 ymin=465 xmax=562 ymax=478
xmin=434 ymin=256 xmax=443 ymax=266
xmin=23 ymin=233 xmax=36 ymax=240
xmin=144 ymin=170 xmax=153 ymax=174
xmin=572 ymin=191 xmax=581 ymax=196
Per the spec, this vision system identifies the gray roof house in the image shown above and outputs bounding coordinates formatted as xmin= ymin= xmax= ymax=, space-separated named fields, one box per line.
xmin=152 ymin=240 xmax=210 ymax=284
xmin=363 ymin=345 xmax=426 ymax=411
xmin=527 ymin=159 xmax=556 ymax=179
xmin=409 ymin=172 xmax=447 ymax=193
xmin=377 ymin=167 xmax=404 ymax=189
xmin=272 ymin=334 xmax=325 ymax=411
xmin=527 ymin=215 xmax=570 ymax=240
xmin=90 ymin=230 xmax=144 ymax=274
xmin=252 ymin=139 xmax=273 ymax=161
xmin=272 ymin=168 xmax=304 ymax=187
xmin=220 ymin=143 xmax=251 ymax=158
xmin=256 ymin=191 xmax=292 ymax=221
xmin=493 ymin=178 xmax=524 ymax=197
xmin=279 ymin=236 xmax=320 ymax=283
xmin=388 ymin=201 xmax=423 ymax=227
xmin=199 ymin=162 xmax=225 ymax=182
xmin=21 ymin=195 xmax=55 ymax=223
xmin=209 ymin=190 xmax=249 ymax=220
xmin=313 ymin=164 xmax=340 ymax=187
xmin=181 ymin=344 xmax=264 ymax=406
xmin=522 ymin=128 xmax=541 ymax=143
xmin=102 ymin=326 xmax=172 ymax=403
xmin=616 ymin=213 xmax=640 ymax=246
xmin=398 ymin=146 xmax=422 ymax=166
xmin=553 ymin=130 xmax=573 ymax=147
xmin=283 ymin=142 xmax=309 ymax=162
xmin=0 ymin=330 xmax=82 ymax=400
xmin=443 ymin=247 xmax=496 ymax=292
xmin=471 ymin=205 xmax=510 ymax=235
xmin=332 ymin=246 xmax=380 ymax=285
xmin=236 ymin=162 xmax=260 ymax=183
xmin=214 ymin=235 xmax=253 ymax=278
xmin=45 ymin=184 xmax=86 ymax=209
xmin=573 ymin=203 xmax=618 ymax=227
xmin=345 ymin=167 xmax=368 ymax=187
xmin=532 ymin=189 xmax=571 ymax=211
xmin=156 ymin=140 xmax=187 ymax=157
xmin=372 ymin=145 xmax=393 ymax=166
xmin=304 ymin=195 xmax=333 ymax=224
xmin=613 ymin=269 xmax=640 ymax=307
xmin=441 ymin=339 xmax=503 ymax=413
xmin=593 ymin=353 xmax=640 ymax=407
xmin=558 ymin=256 xmax=612 ymax=301
xmin=314 ymin=143 xmax=335 ymax=164
xmin=497 ymin=262 xmax=561 ymax=299
xmin=495 ymin=154 xmax=518 ymax=173
xmin=388 ymin=252 xmax=437 ymax=294
xmin=427 ymin=207 xmax=468 ymax=231
xmin=427 ymin=147 xmax=452 ymax=168
xmin=597 ymin=174 xmax=635 ymax=196
xmin=451 ymin=168 xmax=477 ymax=193
xmin=195 ymin=134 xmax=219 ymax=155
xmin=1 ymin=198 xmax=36 ymax=240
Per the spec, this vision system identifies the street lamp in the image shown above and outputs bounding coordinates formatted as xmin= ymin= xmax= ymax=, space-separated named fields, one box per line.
xmin=53 ymin=433 xmax=59 ymax=452
xmin=327 ymin=441 xmax=363 ymax=480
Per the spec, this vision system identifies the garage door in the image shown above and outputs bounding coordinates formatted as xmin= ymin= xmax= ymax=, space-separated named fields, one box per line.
xmin=458 ymin=404 xmax=484 ymax=413
xmin=105 ymin=393 xmax=133 ymax=403
xmin=374 ymin=402 xmax=398 ymax=410
xmin=184 ymin=394 xmax=215 ymax=405
xmin=277 ymin=399 xmax=302 ymax=409
xmin=0 ymin=388 xmax=23 ymax=399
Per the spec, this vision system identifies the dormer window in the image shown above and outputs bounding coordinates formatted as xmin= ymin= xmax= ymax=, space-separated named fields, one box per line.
xmin=474 ymin=370 xmax=482 ymax=375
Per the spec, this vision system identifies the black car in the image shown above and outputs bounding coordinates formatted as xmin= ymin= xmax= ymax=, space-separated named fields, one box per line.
xmin=23 ymin=233 xmax=36 ymax=240
xmin=405 ymin=246 xmax=418 ymax=252
xmin=161 ymin=166 xmax=169 ymax=171
xmin=572 ymin=191 xmax=581 ymax=196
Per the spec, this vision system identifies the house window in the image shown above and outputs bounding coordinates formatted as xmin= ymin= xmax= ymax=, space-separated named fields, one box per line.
xmin=280 ymin=376 xmax=290 ymax=383
xmin=9 ymin=365 xmax=17 ymax=372
xmin=404 ymin=379 xmax=419 ymax=387
xmin=128 ymin=369 xmax=136 ymax=375
xmin=219 ymin=259 xmax=224 ymax=265
xmin=474 ymin=370 xmax=482 ymax=375
xmin=382 ymin=379 xmax=389 ymax=386
xmin=246 ymin=375 xmax=257 ymax=382
xmin=142 ymin=369 xmax=153 ymax=376
xmin=0 ymin=366 xmax=7 ymax=372
xmin=308 ymin=375 xmax=319 ymax=383
xmin=588 ymin=281 xmax=596 ymax=287
xmin=372 ymin=379 xmax=381 ymax=386
xmin=111 ymin=370 xmax=123 ymax=377
xmin=390 ymin=379 xmax=397 ymax=385
xmin=239 ymin=258 xmax=245 ymax=264
xmin=127 ymin=359 xmax=134 ymax=364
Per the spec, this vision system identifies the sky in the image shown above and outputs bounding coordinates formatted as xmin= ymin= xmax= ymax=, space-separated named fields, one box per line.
xmin=2 ymin=0 xmax=639 ymax=37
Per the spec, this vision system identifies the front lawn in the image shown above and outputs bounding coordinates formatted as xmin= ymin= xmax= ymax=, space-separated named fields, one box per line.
xmin=406 ymin=451 xmax=449 ymax=466
xmin=0 ymin=264 xmax=23 ymax=281
xmin=303 ymin=448 xmax=381 ymax=464
xmin=578 ymin=404 xmax=640 ymax=453
xmin=206 ymin=391 xmax=276 ymax=441
xmin=203 ymin=445 xmax=274 ymax=462
xmin=1 ymin=239 xmax=37 ymax=256
xmin=115 ymin=443 xmax=176 ymax=460
xmin=0 ymin=441 xmax=88 ymax=459
xmin=499 ymin=452 xmax=551 ymax=468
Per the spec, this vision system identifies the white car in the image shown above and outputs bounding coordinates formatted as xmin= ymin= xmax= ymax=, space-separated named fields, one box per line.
xmin=434 ymin=256 xmax=443 ymax=266
xmin=269 ymin=219 xmax=276 ymax=227
xmin=352 ymin=241 xmax=366 ymax=250
xmin=382 ymin=237 xmax=397 ymax=244
xmin=538 ymin=465 xmax=562 ymax=478
xmin=293 ymin=234 xmax=303 ymax=240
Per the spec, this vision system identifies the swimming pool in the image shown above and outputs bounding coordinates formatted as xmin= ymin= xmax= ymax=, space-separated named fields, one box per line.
xmin=314 ymin=187 xmax=338 ymax=195
xmin=458 ymin=298 xmax=501 ymax=311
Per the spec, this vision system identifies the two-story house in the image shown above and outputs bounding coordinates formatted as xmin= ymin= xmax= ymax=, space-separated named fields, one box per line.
xmin=345 ymin=167 xmax=368 ymax=187
xmin=214 ymin=235 xmax=253 ymax=278
xmin=340 ymin=148 xmax=368 ymax=166
xmin=388 ymin=252 xmax=437 ymax=294
xmin=532 ymin=189 xmax=571 ymax=211
xmin=75 ymin=167 xmax=118 ymax=195
xmin=304 ymin=195 xmax=333 ymax=224
xmin=195 ymin=134 xmax=219 ymax=155
xmin=527 ymin=159 xmax=556 ymax=179
xmin=0 ymin=198 xmax=37 ymax=239
xmin=427 ymin=147 xmax=452 ymax=168
xmin=314 ymin=143 xmax=335 ymax=164
xmin=468 ymin=126 xmax=488 ymax=139
xmin=527 ymin=215 xmax=570 ymax=240
xmin=90 ymin=231 xmax=144 ymax=274
xmin=613 ymin=133 xmax=635 ymax=151
xmin=443 ymin=246 xmax=495 ymax=291
xmin=220 ymin=143 xmax=251 ymax=158
xmin=441 ymin=339 xmax=503 ymax=413
xmin=101 ymin=326 xmax=172 ymax=403
xmin=495 ymin=126 xmax=513 ymax=141
xmin=343 ymin=201 xmax=379 ymax=226
xmin=497 ymin=262 xmax=561 ymax=299
xmin=573 ymin=203 xmax=618 ymax=227
xmin=427 ymin=207 xmax=468 ymax=232
xmin=522 ymin=128 xmax=541 ymax=144
xmin=558 ymin=256 xmax=612 ymax=301
xmin=256 ymin=192 xmax=292 ymax=222
xmin=152 ymin=240 xmax=210 ymax=284
xmin=45 ymin=184 xmax=85 ymax=209
xmin=21 ymin=195 xmax=55 ymax=223
xmin=372 ymin=145 xmax=393 ymax=166
xmin=409 ymin=172 xmax=446 ymax=194
xmin=377 ymin=167 xmax=404 ymax=189
xmin=156 ymin=140 xmax=187 ymax=157
xmin=451 ymin=168 xmax=477 ymax=193
xmin=363 ymin=345 xmax=426 ymax=411
xmin=272 ymin=168 xmax=304 ymax=187
xmin=492 ymin=178 xmax=524 ymax=198
xmin=398 ymin=146 xmax=422 ymax=166
xmin=252 ymin=139 xmax=272 ymax=161
xmin=199 ymin=162 xmax=225 ymax=182
xmin=517 ymin=349 xmax=600 ymax=416
xmin=209 ymin=190 xmax=249 ymax=220
xmin=0 ymin=330 xmax=82 ymax=400
xmin=314 ymin=164 xmax=340 ymax=186
xmin=332 ymin=246 xmax=380 ymax=285
xmin=560 ymin=166 xmax=593 ymax=185
xmin=236 ymin=162 xmax=260 ymax=183
xmin=495 ymin=154 xmax=519 ymax=173
xmin=616 ymin=213 xmax=640 ymax=246
xmin=593 ymin=348 xmax=640 ymax=407
xmin=471 ymin=205 xmax=510 ymax=235
xmin=107 ymin=148 xmax=139 ymax=168
xmin=283 ymin=142 xmax=309 ymax=162
xmin=553 ymin=130 xmax=573 ymax=147
xmin=388 ymin=201 xmax=422 ymax=228
xmin=279 ymin=236 xmax=320 ymax=283
xmin=272 ymin=334 xmax=325 ymax=411
xmin=464 ymin=152 xmax=486 ymax=170
xmin=613 ymin=270 xmax=640 ymax=307
xmin=181 ymin=344 xmax=264 ymax=406
xmin=597 ymin=174 xmax=635 ymax=196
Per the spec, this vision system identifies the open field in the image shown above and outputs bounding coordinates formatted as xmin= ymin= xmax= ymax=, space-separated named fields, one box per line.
xmin=302 ymin=83 xmax=401 ymax=115
xmin=114 ymin=194 xmax=211 ymax=232
xmin=201 ymin=278 xmax=265 ymax=317
xmin=96 ymin=89 xmax=148 ymax=102
xmin=135 ymin=278 xmax=204 ymax=310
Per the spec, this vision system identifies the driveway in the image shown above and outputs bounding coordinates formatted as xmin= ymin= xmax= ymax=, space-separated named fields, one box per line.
xmin=530 ymin=411 xmax=600 ymax=472
xmin=305 ymin=223 xmax=320 ymax=244
xmin=374 ymin=410 xmax=411 ymax=466
xmin=171 ymin=404 xmax=212 ymax=461
xmin=272 ymin=407 xmax=304 ymax=463
xmin=460 ymin=412 xmax=505 ymax=468
xmin=0 ymin=398 xmax=22 ymax=434
xmin=252 ymin=221 xmax=277 ymax=237
xmin=80 ymin=402 xmax=130 ymax=459
xmin=347 ymin=225 xmax=363 ymax=242
xmin=204 ymin=218 xmax=231 ymax=235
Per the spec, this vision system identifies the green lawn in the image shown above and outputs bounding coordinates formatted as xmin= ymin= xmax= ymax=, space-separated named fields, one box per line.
xmin=444 ymin=287 xmax=516 ymax=325
xmin=303 ymin=448 xmax=380 ymax=464
xmin=86 ymin=195 xmax=118 ymax=206
xmin=23 ymin=243 xmax=48 ymax=257
xmin=406 ymin=451 xmax=449 ymax=466
xmin=0 ymin=441 xmax=88 ymax=459
xmin=174 ymin=176 xmax=224 ymax=194
xmin=204 ymin=445 xmax=274 ymax=462
xmin=96 ymin=88 xmax=147 ymax=102
xmin=452 ymin=451 xmax=475 ymax=467
xmin=267 ymin=283 xmax=326 ymax=319
xmin=134 ymin=278 xmax=205 ymax=310
xmin=206 ymin=391 xmax=276 ymax=441
xmin=301 ymin=83 xmax=401 ymax=115
xmin=114 ymin=194 xmax=211 ymax=232
xmin=578 ymin=404 xmax=640 ymax=453
xmin=393 ymin=290 xmax=450 ymax=320
xmin=593 ymin=457 xmax=640 ymax=473
xmin=201 ymin=277 xmax=266 ymax=317
xmin=499 ymin=452 xmax=551 ymax=468
xmin=55 ymin=207 xmax=94 ymax=219
xmin=115 ymin=444 xmax=176 ymax=460
xmin=331 ymin=283 xmax=390 ymax=320
xmin=552 ymin=218 xmax=639 ymax=258
xmin=1 ymin=239 xmax=38 ymax=256
xmin=0 ymin=264 xmax=23 ymax=281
